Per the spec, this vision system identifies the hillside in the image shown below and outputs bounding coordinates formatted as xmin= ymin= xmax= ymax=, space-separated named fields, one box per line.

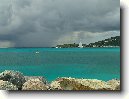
xmin=85 ymin=36 xmax=120 ymax=47
xmin=56 ymin=36 xmax=120 ymax=48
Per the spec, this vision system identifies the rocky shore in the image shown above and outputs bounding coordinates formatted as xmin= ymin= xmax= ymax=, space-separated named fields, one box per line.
xmin=0 ymin=70 xmax=120 ymax=90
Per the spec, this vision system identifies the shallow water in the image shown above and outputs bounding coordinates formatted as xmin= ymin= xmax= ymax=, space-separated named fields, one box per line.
xmin=0 ymin=48 xmax=120 ymax=82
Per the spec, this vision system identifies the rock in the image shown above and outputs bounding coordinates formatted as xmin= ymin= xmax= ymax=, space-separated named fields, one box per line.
xmin=50 ymin=77 xmax=116 ymax=90
xmin=107 ymin=79 xmax=120 ymax=90
xmin=24 ymin=76 xmax=47 ymax=84
xmin=0 ymin=80 xmax=18 ymax=90
xmin=22 ymin=79 xmax=48 ymax=90
xmin=0 ymin=70 xmax=120 ymax=91
xmin=0 ymin=70 xmax=26 ymax=90
xmin=50 ymin=80 xmax=62 ymax=90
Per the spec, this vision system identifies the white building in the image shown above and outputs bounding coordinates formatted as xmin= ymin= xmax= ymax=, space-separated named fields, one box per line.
xmin=78 ymin=42 xmax=83 ymax=48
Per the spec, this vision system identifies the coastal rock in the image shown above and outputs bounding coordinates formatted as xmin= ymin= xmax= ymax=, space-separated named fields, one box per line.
xmin=0 ymin=80 xmax=18 ymax=90
xmin=22 ymin=79 xmax=48 ymax=90
xmin=24 ymin=76 xmax=47 ymax=84
xmin=0 ymin=70 xmax=26 ymax=89
xmin=50 ymin=77 xmax=116 ymax=90
xmin=50 ymin=80 xmax=62 ymax=90
xmin=107 ymin=79 xmax=120 ymax=90
xmin=0 ymin=70 xmax=120 ymax=91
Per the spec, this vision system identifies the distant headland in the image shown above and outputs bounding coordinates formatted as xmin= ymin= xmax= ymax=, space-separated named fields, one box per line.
xmin=55 ymin=36 xmax=120 ymax=48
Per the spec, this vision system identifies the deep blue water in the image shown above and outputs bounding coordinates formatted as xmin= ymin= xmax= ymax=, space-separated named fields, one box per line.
xmin=0 ymin=48 xmax=120 ymax=82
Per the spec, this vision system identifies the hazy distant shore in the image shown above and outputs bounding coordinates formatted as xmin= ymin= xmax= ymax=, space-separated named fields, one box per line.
xmin=0 ymin=70 xmax=120 ymax=90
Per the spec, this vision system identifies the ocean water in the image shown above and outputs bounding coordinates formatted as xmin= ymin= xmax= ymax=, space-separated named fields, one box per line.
xmin=0 ymin=48 xmax=120 ymax=82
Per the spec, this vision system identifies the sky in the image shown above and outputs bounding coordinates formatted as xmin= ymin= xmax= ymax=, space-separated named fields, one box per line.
xmin=0 ymin=0 xmax=120 ymax=47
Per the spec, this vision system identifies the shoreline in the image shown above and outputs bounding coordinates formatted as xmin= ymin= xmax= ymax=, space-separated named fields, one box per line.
xmin=0 ymin=70 xmax=120 ymax=90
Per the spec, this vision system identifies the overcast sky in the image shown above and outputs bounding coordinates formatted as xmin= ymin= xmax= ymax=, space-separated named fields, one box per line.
xmin=0 ymin=0 xmax=120 ymax=47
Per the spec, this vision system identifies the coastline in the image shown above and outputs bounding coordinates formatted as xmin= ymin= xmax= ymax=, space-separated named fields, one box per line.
xmin=0 ymin=70 xmax=120 ymax=90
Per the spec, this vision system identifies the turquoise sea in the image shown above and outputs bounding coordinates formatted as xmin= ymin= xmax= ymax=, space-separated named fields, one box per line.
xmin=0 ymin=48 xmax=120 ymax=82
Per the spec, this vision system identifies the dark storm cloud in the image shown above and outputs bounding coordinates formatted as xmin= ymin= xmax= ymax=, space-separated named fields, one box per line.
xmin=0 ymin=0 xmax=120 ymax=47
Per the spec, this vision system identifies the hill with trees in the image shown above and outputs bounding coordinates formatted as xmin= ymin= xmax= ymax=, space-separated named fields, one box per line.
xmin=56 ymin=36 xmax=120 ymax=48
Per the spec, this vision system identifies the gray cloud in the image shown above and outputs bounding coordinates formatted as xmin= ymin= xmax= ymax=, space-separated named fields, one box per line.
xmin=0 ymin=0 xmax=120 ymax=47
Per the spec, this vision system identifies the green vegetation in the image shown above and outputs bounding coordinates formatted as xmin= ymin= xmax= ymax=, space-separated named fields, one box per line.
xmin=85 ymin=36 xmax=120 ymax=47
xmin=56 ymin=43 xmax=79 ymax=48
xmin=56 ymin=36 xmax=120 ymax=48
